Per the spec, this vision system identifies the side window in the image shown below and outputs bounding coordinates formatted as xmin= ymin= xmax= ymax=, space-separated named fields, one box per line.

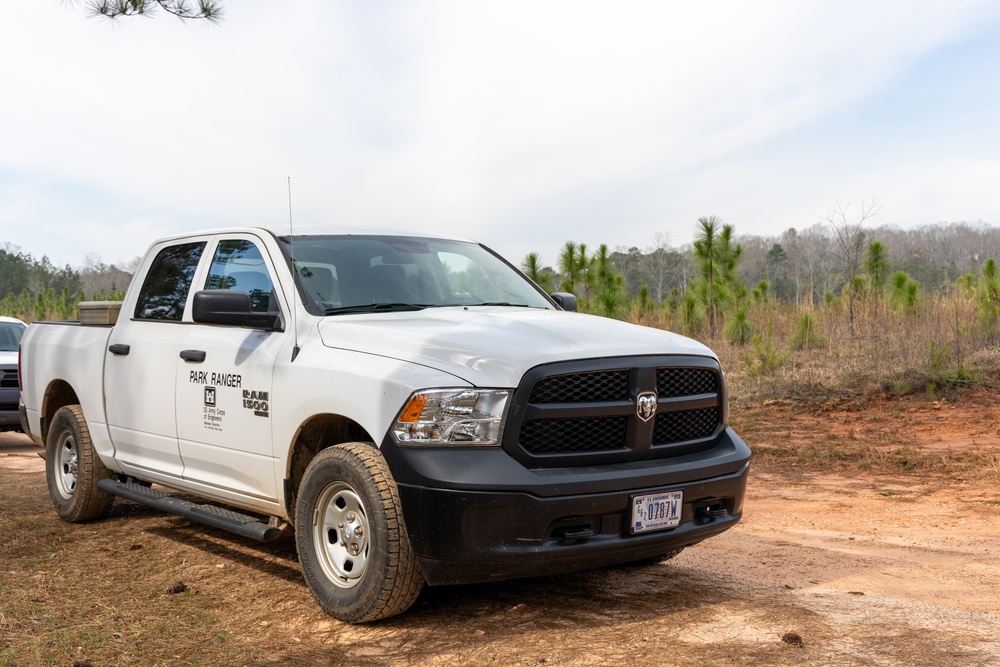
xmin=205 ymin=240 xmax=275 ymax=313
xmin=134 ymin=242 xmax=206 ymax=321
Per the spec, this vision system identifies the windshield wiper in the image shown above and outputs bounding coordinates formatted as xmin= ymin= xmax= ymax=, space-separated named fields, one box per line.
xmin=471 ymin=301 xmax=532 ymax=307
xmin=324 ymin=303 xmax=434 ymax=315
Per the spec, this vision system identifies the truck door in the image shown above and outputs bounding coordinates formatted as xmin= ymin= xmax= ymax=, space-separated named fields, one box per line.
xmin=106 ymin=240 xmax=207 ymax=479
xmin=175 ymin=236 xmax=285 ymax=501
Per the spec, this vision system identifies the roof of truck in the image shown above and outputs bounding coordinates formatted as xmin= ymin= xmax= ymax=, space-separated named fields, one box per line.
xmin=151 ymin=226 xmax=475 ymax=245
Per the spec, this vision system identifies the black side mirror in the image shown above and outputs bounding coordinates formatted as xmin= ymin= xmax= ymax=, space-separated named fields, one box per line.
xmin=192 ymin=290 xmax=283 ymax=331
xmin=550 ymin=292 xmax=578 ymax=312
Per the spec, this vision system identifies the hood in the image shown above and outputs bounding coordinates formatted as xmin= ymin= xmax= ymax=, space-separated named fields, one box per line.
xmin=317 ymin=307 xmax=715 ymax=387
xmin=0 ymin=350 xmax=18 ymax=366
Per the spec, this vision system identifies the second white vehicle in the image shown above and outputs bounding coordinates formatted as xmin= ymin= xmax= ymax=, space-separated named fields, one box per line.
xmin=0 ymin=315 xmax=27 ymax=432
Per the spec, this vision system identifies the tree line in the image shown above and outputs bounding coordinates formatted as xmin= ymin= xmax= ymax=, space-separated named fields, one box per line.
xmin=521 ymin=216 xmax=1000 ymax=346
xmin=0 ymin=244 xmax=135 ymax=321
xmin=3 ymin=218 xmax=999 ymax=333
xmin=593 ymin=219 xmax=1000 ymax=307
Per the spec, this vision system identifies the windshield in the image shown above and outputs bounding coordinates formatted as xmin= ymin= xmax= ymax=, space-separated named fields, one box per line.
xmin=0 ymin=321 xmax=25 ymax=352
xmin=277 ymin=235 xmax=554 ymax=314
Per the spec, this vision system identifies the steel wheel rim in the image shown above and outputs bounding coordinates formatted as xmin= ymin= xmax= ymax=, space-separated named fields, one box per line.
xmin=312 ymin=481 xmax=371 ymax=589
xmin=55 ymin=430 xmax=79 ymax=499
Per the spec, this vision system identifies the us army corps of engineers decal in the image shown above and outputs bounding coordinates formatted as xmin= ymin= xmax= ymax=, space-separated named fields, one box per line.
xmin=190 ymin=371 xmax=244 ymax=431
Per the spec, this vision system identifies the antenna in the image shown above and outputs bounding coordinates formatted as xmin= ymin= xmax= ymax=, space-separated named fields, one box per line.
xmin=288 ymin=176 xmax=301 ymax=362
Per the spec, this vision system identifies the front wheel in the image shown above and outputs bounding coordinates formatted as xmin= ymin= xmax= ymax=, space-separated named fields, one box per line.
xmin=45 ymin=405 xmax=115 ymax=522
xmin=295 ymin=443 xmax=424 ymax=623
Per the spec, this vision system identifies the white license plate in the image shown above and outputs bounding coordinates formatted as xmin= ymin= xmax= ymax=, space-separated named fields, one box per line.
xmin=630 ymin=490 xmax=683 ymax=534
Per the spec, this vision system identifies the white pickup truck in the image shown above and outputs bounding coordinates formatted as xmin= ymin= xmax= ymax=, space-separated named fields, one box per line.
xmin=20 ymin=226 xmax=751 ymax=623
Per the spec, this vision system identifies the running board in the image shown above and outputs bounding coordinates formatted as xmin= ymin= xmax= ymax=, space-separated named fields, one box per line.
xmin=97 ymin=478 xmax=284 ymax=542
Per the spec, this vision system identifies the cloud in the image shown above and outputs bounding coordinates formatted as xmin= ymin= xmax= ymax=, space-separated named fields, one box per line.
xmin=0 ymin=1 xmax=998 ymax=268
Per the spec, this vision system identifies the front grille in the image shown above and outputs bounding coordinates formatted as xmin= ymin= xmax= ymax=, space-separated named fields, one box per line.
xmin=508 ymin=357 xmax=724 ymax=466
xmin=657 ymin=367 xmax=717 ymax=397
xmin=0 ymin=371 xmax=17 ymax=389
xmin=653 ymin=406 xmax=719 ymax=445
xmin=520 ymin=416 xmax=628 ymax=454
xmin=529 ymin=370 xmax=629 ymax=403
xmin=0 ymin=403 xmax=18 ymax=412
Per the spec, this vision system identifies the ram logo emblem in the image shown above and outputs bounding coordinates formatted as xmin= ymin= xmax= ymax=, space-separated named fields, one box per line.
xmin=636 ymin=391 xmax=657 ymax=422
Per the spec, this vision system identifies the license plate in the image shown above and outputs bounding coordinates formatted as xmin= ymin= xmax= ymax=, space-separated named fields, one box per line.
xmin=630 ymin=490 xmax=683 ymax=534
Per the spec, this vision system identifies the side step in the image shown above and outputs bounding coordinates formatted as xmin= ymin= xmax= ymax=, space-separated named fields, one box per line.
xmin=97 ymin=478 xmax=284 ymax=542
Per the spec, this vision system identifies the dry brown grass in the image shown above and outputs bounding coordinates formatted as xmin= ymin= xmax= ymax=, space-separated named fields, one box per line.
xmin=631 ymin=293 xmax=1000 ymax=406
xmin=634 ymin=291 xmax=1000 ymax=488
xmin=750 ymin=439 xmax=1000 ymax=481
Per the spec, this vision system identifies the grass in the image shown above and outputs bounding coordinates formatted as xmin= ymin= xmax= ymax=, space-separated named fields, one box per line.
xmin=628 ymin=290 xmax=1000 ymax=406
xmin=0 ymin=503 xmax=277 ymax=667
xmin=0 ymin=573 xmax=257 ymax=666
xmin=746 ymin=430 xmax=1000 ymax=480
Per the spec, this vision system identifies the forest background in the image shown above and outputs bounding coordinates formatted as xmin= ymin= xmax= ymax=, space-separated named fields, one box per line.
xmin=3 ymin=211 xmax=1000 ymax=404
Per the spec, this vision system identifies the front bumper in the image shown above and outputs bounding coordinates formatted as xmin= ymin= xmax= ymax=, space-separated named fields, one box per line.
xmin=381 ymin=426 xmax=751 ymax=586
xmin=0 ymin=385 xmax=21 ymax=432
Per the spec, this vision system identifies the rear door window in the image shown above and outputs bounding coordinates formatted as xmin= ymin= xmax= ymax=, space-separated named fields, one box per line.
xmin=134 ymin=242 xmax=206 ymax=321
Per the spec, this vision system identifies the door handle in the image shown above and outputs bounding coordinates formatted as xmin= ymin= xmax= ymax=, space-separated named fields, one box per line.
xmin=108 ymin=344 xmax=130 ymax=356
xmin=180 ymin=349 xmax=206 ymax=363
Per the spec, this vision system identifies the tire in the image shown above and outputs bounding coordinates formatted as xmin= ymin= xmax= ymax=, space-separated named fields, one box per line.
xmin=45 ymin=405 xmax=115 ymax=522
xmin=295 ymin=442 xmax=425 ymax=623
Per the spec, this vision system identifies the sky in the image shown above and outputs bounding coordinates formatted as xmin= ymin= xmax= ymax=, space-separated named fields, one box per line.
xmin=2 ymin=1 xmax=999 ymax=271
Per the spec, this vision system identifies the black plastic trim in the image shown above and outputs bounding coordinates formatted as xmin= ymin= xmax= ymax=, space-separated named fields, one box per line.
xmin=380 ymin=425 xmax=750 ymax=498
xmin=502 ymin=355 xmax=725 ymax=467
xmin=97 ymin=478 xmax=281 ymax=542
xmin=397 ymin=461 xmax=749 ymax=585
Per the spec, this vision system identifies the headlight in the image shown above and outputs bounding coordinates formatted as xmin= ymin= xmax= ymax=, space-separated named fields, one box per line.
xmin=392 ymin=389 xmax=509 ymax=446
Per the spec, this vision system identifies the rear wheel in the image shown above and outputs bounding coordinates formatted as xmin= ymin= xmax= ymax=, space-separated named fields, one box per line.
xmin=295 ymin=442 xmax=424 ymax=623
xmin=45 ymin=405 xmax=115 ymax=522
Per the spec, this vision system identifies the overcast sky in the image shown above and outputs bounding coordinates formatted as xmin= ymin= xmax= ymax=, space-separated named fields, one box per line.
xmin=2 ymin=1 xmax=999 ymax=270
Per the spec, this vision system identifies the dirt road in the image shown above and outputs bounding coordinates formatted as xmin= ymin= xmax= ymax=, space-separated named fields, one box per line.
xmin=2 ymin=394 xmax=999 ymax=666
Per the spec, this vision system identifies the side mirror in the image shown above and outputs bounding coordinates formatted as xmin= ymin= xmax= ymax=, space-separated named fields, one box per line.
xmin=192 ymin=290 xmax=283 ymax=331
xmin=550 ymin=292 xmax=578 ymax=312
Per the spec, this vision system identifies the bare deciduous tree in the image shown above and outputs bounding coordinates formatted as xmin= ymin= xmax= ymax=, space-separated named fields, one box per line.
xmin=642 ymin=231 xmax=673 ymax=303
xmin=822 ymin=200 xmax=880 ymax=334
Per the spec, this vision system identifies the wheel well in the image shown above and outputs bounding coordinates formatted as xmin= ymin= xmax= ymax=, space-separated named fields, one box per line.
xmin=285 ymin=414 xmax=373 ymax=520
xmin=41 ymin=380 xmax=79 ymax=444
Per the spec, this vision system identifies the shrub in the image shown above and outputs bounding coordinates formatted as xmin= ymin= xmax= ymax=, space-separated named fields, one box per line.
xmin=724 ymin=307 xmax=756 ymax=345
xmin=789 ymin=313 xmax=826 ymax=350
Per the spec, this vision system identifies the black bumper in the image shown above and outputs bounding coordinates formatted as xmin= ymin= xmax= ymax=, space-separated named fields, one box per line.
xmin=381 ymin=426 xmax=751 ymax=586
xmin=0 ymin=387 xmax=21 ymax=432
